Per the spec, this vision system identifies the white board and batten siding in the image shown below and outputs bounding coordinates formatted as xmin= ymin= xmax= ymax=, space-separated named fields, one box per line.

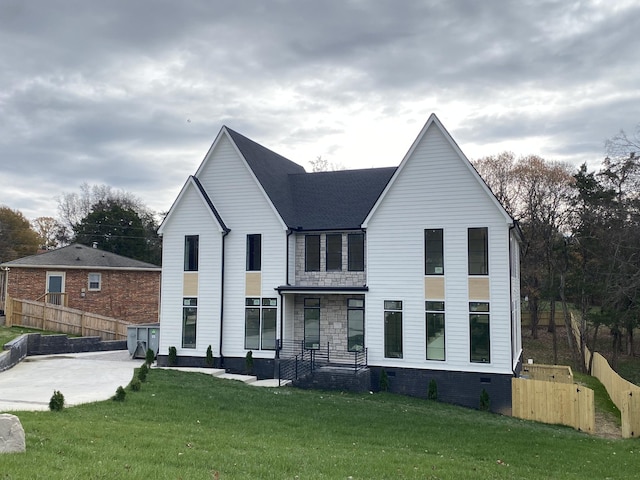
xmin=365 ymin=121 xmax=515 ymax=375
xmin=159 ymin=182 xmax=223 ymax=358
xmin=194 ymin=133 xmax=287 ymax=360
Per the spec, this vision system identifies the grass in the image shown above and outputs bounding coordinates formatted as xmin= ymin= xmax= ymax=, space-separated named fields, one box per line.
xmin=0 ymin=325 xmax=66 ymax=347
xmin=1 ymin=368 xmax=639 ymax=479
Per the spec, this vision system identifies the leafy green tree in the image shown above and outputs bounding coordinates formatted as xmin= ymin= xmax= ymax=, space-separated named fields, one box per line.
xmin=0 ymin=206 xmax=40 ymax=262
xmin=73 ymin=200 xmax=159 ymax=264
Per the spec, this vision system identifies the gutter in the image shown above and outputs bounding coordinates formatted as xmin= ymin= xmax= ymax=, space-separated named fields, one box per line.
xmin=218 ymin=228 xmax=231 ymax=368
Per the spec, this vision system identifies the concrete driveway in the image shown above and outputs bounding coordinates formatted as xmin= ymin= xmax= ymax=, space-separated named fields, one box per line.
xmin=0 ymin=350 xmax=143 ymax=412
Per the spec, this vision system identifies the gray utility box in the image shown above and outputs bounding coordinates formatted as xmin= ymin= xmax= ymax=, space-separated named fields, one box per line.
xmin=127 ymin=323 xmax=160 ymax=359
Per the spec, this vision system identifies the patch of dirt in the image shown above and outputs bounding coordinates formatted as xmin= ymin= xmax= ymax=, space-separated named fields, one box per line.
xmin=594 ymin=411 xmax=621 ymax=439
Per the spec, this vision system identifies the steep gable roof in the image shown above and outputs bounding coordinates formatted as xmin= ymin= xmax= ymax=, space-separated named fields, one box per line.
xmin=225 ymin=127 xmax=305 ymax=227
xmin=362 ymin=113 xmax=514 ymax=227
xmin=158 ymin=176 xmax=229 ymax=235
xmin=1 ymin=244 xmax=160 ymax=270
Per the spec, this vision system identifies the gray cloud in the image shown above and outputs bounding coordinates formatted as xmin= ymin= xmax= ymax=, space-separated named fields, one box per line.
xmin=1 ymin=0 xmax=639 ymax=220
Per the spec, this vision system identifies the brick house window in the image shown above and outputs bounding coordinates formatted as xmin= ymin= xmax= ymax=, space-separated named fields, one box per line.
xmin=88 ymin=272 xmax=101 ymax=291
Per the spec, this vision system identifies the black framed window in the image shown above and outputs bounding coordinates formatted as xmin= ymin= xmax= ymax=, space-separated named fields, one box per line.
xmin=184 ymin=235 xmax=199 ymax=271
xmin=347 ymin=298 xmax=364 ymax=352
xmin=182 ymin=298 xmax=197 ymax=348
xmin=244 ymin=298 xmax=277 ymax=350
xmin=384 ymin=300 xmax=403 ymax=358
xmin=246 ymin=234 xmax=262 ymax=271
xmin=305 ymin=235 xmax=320 ymax=272
xmin=426 ymin=301 xmax=445 ymax=361
xmin=326 ymin=234 xmax=342 ymax=271
xmin=468 ymin=227 xmax=488 ymax=275
xmin=470 ymin=302 xmax=490 ymax=363
xmin=425 ymin=229 xmax=444 ymax=275
xmin=348 ymin=233 xmax=364 ymax=271
xmin=304 ymin=298 xmax=320 ymax=349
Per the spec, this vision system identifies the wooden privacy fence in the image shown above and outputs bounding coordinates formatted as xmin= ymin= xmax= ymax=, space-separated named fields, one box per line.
xmin=569 ymin=313 xmax=640 ymax=438
xmin=520 ymin=364 xmax=573 ymax=384
xmin=512 ymin=376 xmax=595 ymax=434
xmin=5 ymin=296 xmax=129 ymax=340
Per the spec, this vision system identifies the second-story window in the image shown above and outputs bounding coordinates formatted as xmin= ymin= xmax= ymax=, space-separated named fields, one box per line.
xmin=305 ymin=235 xmax=320 ymax=272
xmin=468 ymin=227 xmax=488 ymax=275
xmin=326 ymin=234 xmax=342 ymax=271
xmin=348 ymin=233 xmax=364 ymax=271
xmin=184 ymin=235 xmax=199 ymax=271
xmin=425 ymin=228 xmax=444 ymax=275
xmin=246 ymin=234 xmax=261 ymax=271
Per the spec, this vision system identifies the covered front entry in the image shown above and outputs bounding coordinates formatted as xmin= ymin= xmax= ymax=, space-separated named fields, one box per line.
xmin=276 ymin=287 xmax=368 ymax=372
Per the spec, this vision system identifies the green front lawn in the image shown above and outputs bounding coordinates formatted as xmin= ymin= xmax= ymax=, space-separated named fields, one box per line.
xmin=0 ymin=325 xmax=60 ymax=347
xmin=1 ymin=369 xmax=638 ymax=479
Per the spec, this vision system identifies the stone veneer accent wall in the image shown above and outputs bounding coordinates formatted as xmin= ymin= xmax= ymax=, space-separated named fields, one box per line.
xmin=294 ymin=233 xmax=366 ymax=286
xmin=6 ymin=267 xmax=160 ymax=324
xmin=293 ymin=293 xmax=365 ymax=357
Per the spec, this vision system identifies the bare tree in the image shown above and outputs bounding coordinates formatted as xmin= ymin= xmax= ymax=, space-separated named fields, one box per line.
xmin=31 ymin=216 xmax=66 ymax=250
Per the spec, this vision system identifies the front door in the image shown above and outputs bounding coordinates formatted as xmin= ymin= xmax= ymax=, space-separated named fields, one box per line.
xmin=46 ymin=272 xmax=65 ymax=305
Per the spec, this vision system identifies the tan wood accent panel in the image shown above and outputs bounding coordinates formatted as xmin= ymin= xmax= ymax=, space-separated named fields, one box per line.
xmin=468 ymin=277 xmax=490 ymax=300
xmin=424 ymin=277 xmax=445 ymax=299
xmin=245 ymin=272 xmax=261 ymax=296
xmin=183 ymin=272 xmax=199 ymax=297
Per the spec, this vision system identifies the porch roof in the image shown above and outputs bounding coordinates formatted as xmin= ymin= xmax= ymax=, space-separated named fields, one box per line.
xmin=275 ymin=285 xmax=368 ymax=295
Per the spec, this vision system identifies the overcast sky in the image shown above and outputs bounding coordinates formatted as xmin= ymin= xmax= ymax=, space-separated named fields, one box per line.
xmin=1 ymin=0 xmax=639 ymax=221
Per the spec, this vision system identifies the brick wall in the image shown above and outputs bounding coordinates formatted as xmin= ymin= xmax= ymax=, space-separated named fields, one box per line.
xmin=7 ymin=267 xmax=160 ymax=324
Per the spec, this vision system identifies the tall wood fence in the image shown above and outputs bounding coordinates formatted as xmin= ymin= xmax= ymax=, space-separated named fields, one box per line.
xmin=5 ymin=296 xmax=129 ymax=340
xmin=569 ymin=313 xmax=640 ymax=438
xmin=512 ymin=376 xmax=594 ymax=433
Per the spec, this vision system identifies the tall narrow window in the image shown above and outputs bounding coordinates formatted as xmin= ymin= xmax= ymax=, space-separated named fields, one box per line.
xmin=305 ymin=235 xmax=320 ymax=272
xmin=326 ymin=234 xmax=342 ymax=271
xmin=426 ymin=301 xmax=445 ymax=361
xmin=244 ymin=298 xmax=261 ymax=350
xmin=304 ymin=298 xmax=320 ymax=349
xmin=348 ymin=233 xmax=364 ymax=271
xmin=244 ymin=298 xmax=277 ymax=350
xmin=184 ymin=235 xmax=199 ymax=271
xmin=468 ymin=227 xmax=488 ymax=275
xmin=261 ymin=298 xmax=277 ymax=350
xmin=182 ymin=298 xmax=197 ymax=348
xmin=246 ymin=234 xmax=261 ymax=271
xmin=347 ymin=298 xmax=365 ymax=352
xmin=384 ymin=300 xmax=403 ymax=358
xmin=425 ymin=229 xmax=444 ymax=275
xmin=470 ymin=302 xmax=490 ymax=363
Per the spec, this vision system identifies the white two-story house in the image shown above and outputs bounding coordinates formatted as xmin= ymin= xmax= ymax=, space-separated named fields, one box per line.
xmin=157 ymin=114 xmax=522 ymax=413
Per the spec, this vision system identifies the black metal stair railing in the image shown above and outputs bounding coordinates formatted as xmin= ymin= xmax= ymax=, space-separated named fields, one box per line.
xmin=276 ymin=340 xmax=368 ymax=385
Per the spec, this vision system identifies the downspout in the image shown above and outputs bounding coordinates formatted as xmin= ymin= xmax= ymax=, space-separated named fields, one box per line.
xmin=508 ymin=221 xmax=519 ymax=376
xmin=219 ymin=228 xmax=230 ymax=369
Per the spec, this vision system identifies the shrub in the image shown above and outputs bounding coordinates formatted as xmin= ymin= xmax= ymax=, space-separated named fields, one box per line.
xmin=168 ymin=346 xmax=177 ymax=366
xmin=138 ymin=363 xmax=149 ymax=382
xmin=145 ymin=348 xmax=155 ymax=366
xmin=206 ymin=345 xmax=214 ymax=367
xmin=428 ymin=379 xmax=438 ymax=400
xmin=245 ymin=350 xmax=254 ymax=374
xmin=479 ymin=389 xmax=490 ymax=411
xmin=49 ymin=390 xmax=65 ymax=411
xmin=379 ymin=368 xmax=389 ymax=392
xmin=129 ymin=378 xmax=142 ymax=392
xmin=113 ymin=386 xmax=126 ymax=402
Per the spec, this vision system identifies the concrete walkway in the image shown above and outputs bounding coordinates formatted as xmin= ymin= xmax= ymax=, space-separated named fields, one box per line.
xmin=0 ymin=351 xmax=288 ymax=412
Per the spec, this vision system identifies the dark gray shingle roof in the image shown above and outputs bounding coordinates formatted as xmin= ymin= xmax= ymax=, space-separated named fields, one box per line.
xmin=223 ymin=128 xmax=396 ymax=231
xmin=1 ymin=244 xmax=161 ymax=270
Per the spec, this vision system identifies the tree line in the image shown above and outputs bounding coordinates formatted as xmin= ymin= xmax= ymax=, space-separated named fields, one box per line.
xmin=474 ymin=124 xmax=640 ymax=370
xmin=0 ymin=183 xmax=162 ymax=266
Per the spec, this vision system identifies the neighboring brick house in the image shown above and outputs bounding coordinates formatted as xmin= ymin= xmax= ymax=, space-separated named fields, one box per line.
xmin=1 ymin=243 xmax=160 ymax=324
xmin=157 ymin=114 xmax=523 ymax=413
